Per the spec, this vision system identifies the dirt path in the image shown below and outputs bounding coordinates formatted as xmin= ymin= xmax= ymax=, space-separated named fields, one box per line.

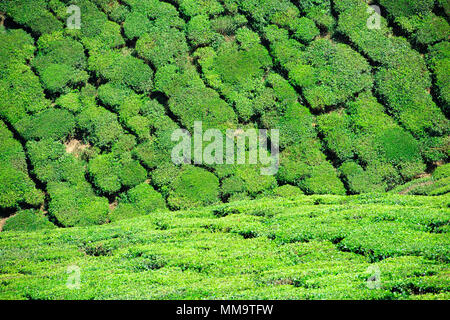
xmin=0 ymin=218 xmax=6 ymax=232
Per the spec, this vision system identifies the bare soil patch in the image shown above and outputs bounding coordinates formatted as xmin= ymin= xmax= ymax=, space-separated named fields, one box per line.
xmin=0 ymin=218 xmax=6 ymax=232
xmin=65 ymin=139 xmax=90 ymax=157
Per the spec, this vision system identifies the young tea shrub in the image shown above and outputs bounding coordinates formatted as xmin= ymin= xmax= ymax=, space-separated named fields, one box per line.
xmin=295 ymin=0 xmax=334 ymax=31
xmin=291 ymin=17 xmax=320 ymax=44
xmin=175 ymin=0 xmax=224 ymax=17
xmin=0 ymin=66 xmax=50 ymax=126
xmin=186 ymin=15 xmax=216 ymax=47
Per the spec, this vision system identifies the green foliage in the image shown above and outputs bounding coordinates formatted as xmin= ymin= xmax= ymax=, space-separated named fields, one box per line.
xmin=47 ymin=181 xmax=109 ymax=227
xmin=136 ymin=27 xmax=189 ymax=69
xmin=15 ymin=109 xmax=76 ymax=141
xmin=391 ymin=175 xmax=450 ymax=196
xmin=335 ymin=0 xmax=448 ymax=163
xmin=110 ymin=183 xmax=166 ymax=221
xmin=26 ymin=139 xmax=86 ymax=186
xmin=295 ymin=0 xmax=334 ymax=30
xmin=2 ymin=209 xmax=55 ymax=232
xmin=211 ymin=14 xmax=248 ymax=35
xmin=186 ymin=15 xmax=216 ymax=47
xmin=0 ymin=65 xmax=50 ymax=125
xmin=55 ymin=92 xmax=84 ymax=114
xmin=194 ymin=28 xmax=273 ymax=121
xmin=273 ymin=184 xmax=304 ymax=198
xmin=175 ymin=0 xmax=224 ymax=17
xmin=437 ymin=0 xmax=450 ymax=17
xmin=88 ymin=141 xmax=147 ymax=194
xmin=1 ymin=194 xmax=448 ymax=299
xmin=88 ymin=49 xmax=153 ymax=93
xmin=168 ymin=86 xmax=237 ymax=131
xmin=32 ymin=32 xmax=88 ymax=94
xmin=123 ymin=0 xmax=184 ymax=29
xmin=165 ymin=166 xmax=219 ymax=209
xmin=427 ymin=42 xmax=450 ymax=115
xmin=433 ymin=164 xmax=450 ymax=180
xmin=234 ymin=0 xmax=304 ymax=33
xmin=0 ymin=0 xmax=63 ymax=35
xmin=0 ymin=122 xmax=44 ymax=209
xmin=295 ymin=39 xmax=373 ymax=110
xmin=220 ymin=164 xmax=277 ymax=199
xmin=317 ymin=93 xmax=426 ymax=192
xmin=339 ymin=161 xmax=388 ymax=194
xmin=0 ymin=29 xmax=35 ymax=70
xmin=277 ymin=140 xmax=346 ymax=195
xmin=90 ymin=0 xmax=129 ymax=23
xmin=123 ymin=11 xmax=153 ymax=40
xmin=1 ymin=0 xmax=449 ymax=221
xmin=76 ymin=105 xmax=125 ymax=149
xmin=98 ymin=83 xmax=174 ymax=141
xmin=291 ymin=17 xmax=320 ymax=44
xmin=53 ymin=0 xmax=124 ymax=50
xmin=154 ymin=62 xmax=205 ymax=97
xmin=378 ymin=0 xmax=449 ymax=45
xmin=375 ymin=65 xmax=449 ymax=140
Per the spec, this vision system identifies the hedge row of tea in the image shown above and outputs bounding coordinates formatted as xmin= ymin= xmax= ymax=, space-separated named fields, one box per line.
xmin=0 ymin=194 xmax=449 ymax=299
xmin=0 ymin=0 xmax=449 ymax=227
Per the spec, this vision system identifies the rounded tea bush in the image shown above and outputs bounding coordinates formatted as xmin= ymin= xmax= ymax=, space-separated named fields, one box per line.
xmin=167 ymin=166 xmax=220 ymax=210
xmin=2 ymin=209 xmax=55 ymax=232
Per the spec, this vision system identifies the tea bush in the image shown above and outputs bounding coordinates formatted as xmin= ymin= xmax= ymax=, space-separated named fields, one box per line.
xmin=109 ymin=183 xmax=166 ymax=222
xmin=165 ymin=166 xmax=220 ymax=210
xmin=0 ymin=122 xmax=44 ymax=209
xmin=2 ymin=209 xmax=55 ymax=232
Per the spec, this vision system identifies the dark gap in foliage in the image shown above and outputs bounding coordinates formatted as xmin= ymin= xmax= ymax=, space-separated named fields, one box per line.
xmin=433 ymin=4 xmax=450 ymax=24
xmin=238 ymin=230 xmax=258 ymax=239
xmin=372 ymin=1 xmax=430 ymax=54
xmin=3 ymin=13 xmax=35 ymax=38
xmin=79 ymin=242 xmax=113 ymax=257
xmin=390 ymin=283 xmax=443 ymax=296
xmin=0 ymin=207 xmax=16 ymax=219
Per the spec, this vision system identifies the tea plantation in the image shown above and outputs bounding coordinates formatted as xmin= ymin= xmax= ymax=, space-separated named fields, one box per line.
xmin=0 ymin=0 xmax=449 ymax=300
xmin=0 ymin=194 xmax=449 ymax=299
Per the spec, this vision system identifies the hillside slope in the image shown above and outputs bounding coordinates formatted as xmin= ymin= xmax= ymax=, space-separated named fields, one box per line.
xmin=0 ymin=194 xmax=449 ymax=300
